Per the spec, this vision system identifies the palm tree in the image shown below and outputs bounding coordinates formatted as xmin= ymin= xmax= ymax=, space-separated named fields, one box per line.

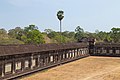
xmin=57 ymin=10 xmax=64 ymax=21
xmin=57 ymin=10 xmax=64 ymax=43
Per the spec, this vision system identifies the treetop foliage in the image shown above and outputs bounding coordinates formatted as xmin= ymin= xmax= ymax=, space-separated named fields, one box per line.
xmin=57 ymin=10 xmax=64 ymax=21
xmin=0 ymin=25 xmax=120 ymax=45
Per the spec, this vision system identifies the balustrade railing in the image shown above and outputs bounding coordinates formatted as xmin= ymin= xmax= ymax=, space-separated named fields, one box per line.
xmin=0 ymin=42 xmax=120 ymax=79
xmin=0 ymin=43 xmax=89 ymax=80
xmin=90 ymin=43 xmax=120 ymax=56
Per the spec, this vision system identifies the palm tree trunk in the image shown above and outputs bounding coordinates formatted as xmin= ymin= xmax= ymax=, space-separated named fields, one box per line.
xmin=60 ymin=20 xmax=62 ymax=43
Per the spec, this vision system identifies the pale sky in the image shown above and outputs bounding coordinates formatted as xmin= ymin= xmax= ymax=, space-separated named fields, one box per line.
xmin=0 ymin=0 xmax=120 ymax=32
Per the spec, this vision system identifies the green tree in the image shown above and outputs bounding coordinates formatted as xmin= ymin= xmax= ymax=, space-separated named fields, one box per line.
xmin=62 ymin=31 xmax=75 ymax=42
xmin=8 ymin=29 xmax=16 ymax=38
xmin=57 ymin=10 xmax=64 ymax=21
xmin=0 ymin=28 xmax=8 ymax=39
xmin=62 ymin=31 xmax=69 ymax=38
xmin=47 ymin=31 xmax=57 ymax=39
xmin=44 ymin=29 xmax=53 ymax=34
xmin=57 ymin=10 xmax=64 ymax=43
xmin=94 ymin=30 xmax=112 ymax=42
xmin=24 ymin=24 xmax=38 ymax=32
xmin=22 ymin=25 xmax=45 ymax=44
xmin=0 ymin=28 xmax=7 ymax=34
xmin=68 ymin=32 xmax=75 ymax=38
xmin=110 ymin=28 xmax=120 ymax=42
xmin=8 ymin=27 xmax=24 ymax=40
xmin=75 ymin=26 xmax=84 ymax=40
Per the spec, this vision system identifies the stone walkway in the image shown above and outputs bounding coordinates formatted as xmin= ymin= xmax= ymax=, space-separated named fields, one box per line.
xmin=21 ymin=56 xmax=120 ymax=80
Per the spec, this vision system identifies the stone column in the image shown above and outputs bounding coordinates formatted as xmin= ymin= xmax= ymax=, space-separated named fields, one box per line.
xmin=21 ymin=59 xmax=25 ymax=71
xmin=12 ymin=60 xmax=15 ymax=74
xmin=30 ymin=55 xmax=33 ymax=69
xmin=1 ymin=63 xmax=4 ymax=77
xmin=37 ymin=55 xmax=40 ymax=67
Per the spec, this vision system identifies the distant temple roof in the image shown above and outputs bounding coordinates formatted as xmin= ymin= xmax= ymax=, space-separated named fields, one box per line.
xmin=78 ymin=37 xmax=95 ymax=43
